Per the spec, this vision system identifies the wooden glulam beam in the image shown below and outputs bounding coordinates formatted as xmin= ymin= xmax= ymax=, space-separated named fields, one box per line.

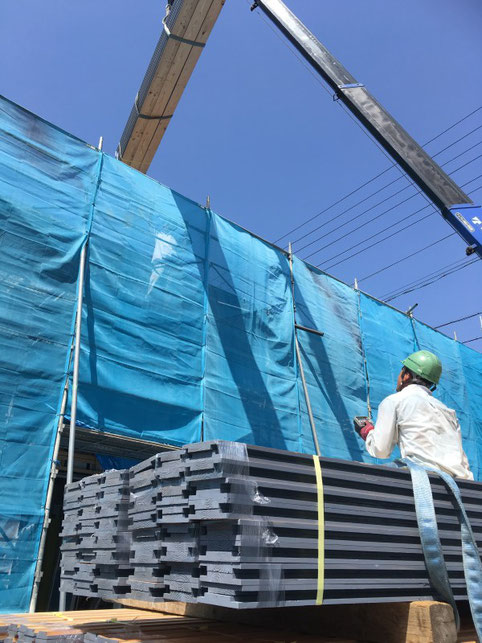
xmin=118 ymin=0 xmax=225 ymax=174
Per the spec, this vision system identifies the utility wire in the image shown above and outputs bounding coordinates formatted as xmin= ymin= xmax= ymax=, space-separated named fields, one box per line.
xmin=249 ymin=2 xmax=482 ymax=291
xmin=319 ymin=179 xmax=482 ymax=270
xmin=291 ymin=122 xmax=482 ymax=250
xmin=430 ymin=124 xmax=482 ymax=159
xmin=357 ymin=233 xmax=455 ymax=284
xmin=251 ymin=6 xmax=482 ymax=308
xmin=305 ymin=152 xmax=482 ymax=261
xmin=326 ymin=179 xmax=479 ymax=277
xmin=299 ymin=145 xmax=482 ymax=259
xmin=384 ymin=263 xmax=479 ymax=303
xmin=274 ymin=105 xmax=482 ymax=244
xmin=249 ymin=3 xmax=480 ymax=318
xmin=463 ymin=336 xmax=482 ymax=345
xmin=383 ymin=258 xmax=480 ymax=303
xmin=381 ymin=257 xmax=471 ymax=300
xmin=434 ymin=312 xmax=482 ymax=329
xmin=251 ymin=5 xmax=419 ymax=219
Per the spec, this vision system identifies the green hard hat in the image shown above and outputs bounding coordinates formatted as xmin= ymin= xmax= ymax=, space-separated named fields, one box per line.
xmin=402 ymin=350 xmax=442 ymax=385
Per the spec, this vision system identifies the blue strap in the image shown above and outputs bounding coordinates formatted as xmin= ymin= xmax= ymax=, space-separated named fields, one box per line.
xmin=403 ymin=460 xmax=459 ymax=629
xmin=403 ymin=459 xmax=482 ymax=640
xmin=424 ymin=464 xmax=482 ymax=641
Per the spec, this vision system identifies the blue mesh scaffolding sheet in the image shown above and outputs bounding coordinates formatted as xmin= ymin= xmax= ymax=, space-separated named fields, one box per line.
xmin=0 ymin=97 xmax=99 ymax=611
xmin=1 ymin=95 xmax=482 ymax=611
xmin=77 ymin=154 xmax=206 ymax=446
xmin=203 ymin=215 xmax=300 ymax=451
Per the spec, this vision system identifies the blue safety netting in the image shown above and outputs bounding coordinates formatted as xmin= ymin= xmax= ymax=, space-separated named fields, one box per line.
xmin=77 ymin=154 xmax=206 ymax=446
xmin=1 ymin=95 xmax=481 ymax=612
xmin=0 ymin=97 xmax=98 ymax=611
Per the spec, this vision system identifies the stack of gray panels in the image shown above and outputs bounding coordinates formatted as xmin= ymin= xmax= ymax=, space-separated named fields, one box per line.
xmin=127 ymin=454 xmax=165 ymax=602
xmin=188 ymin=441 xmax=482 ymax=607
xmin=185 ymin=441 xmax=482 ymax=606
xmin=61 ymin=440 xmax=482 ymax=609
xmin=60 ymin=469 xmax=131 ymax=600
xmin=156 ymin=451 xmax=201 ymax=602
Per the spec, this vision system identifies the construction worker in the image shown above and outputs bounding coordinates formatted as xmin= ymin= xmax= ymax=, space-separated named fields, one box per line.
xmin=355 ymin=350 xmax=473 ymax=480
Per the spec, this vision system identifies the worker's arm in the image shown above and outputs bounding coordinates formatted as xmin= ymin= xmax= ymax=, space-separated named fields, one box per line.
xmin=365 ymin=395 xmax=398 ymax=459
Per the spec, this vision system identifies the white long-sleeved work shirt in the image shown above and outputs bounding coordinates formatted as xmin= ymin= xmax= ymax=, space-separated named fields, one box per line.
xmin=365 ymin=384 xmax=473 ymax=480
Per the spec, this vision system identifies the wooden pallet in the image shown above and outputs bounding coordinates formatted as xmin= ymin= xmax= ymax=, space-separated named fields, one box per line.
xmin=118 ymin=599 xmax=477 ymax=643
xmin=1 ymin=604 xmax=476 ymax=642
xmin=0 ymin=608 xmax=354 ymax=642
xmin=0 ymin=609 xmax=186 ymax=640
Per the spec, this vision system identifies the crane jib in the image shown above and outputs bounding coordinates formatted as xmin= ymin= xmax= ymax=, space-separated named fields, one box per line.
xmin=252 ymin=0 xmax=482 ymax=259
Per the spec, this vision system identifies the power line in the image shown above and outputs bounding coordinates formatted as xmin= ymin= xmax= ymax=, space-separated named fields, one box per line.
xmin=248 ymin=7 xmax=482 ymax=312
xmin=434 ymin=312 xmax=482 ymax=329
xmin=292 ymin=124 xmax=482 ymax=251
xmin=323 ymin=205 xmax=433 ymax=269
xmin=463 ymin=336 xmax=482 ymax=345
xmin=357 ymin=233 xmax=455 ymax=284
xmin=299 ymin=143 xmax=482 ymax=261
xmin=379 ymin=255 xmax=469 ymax=299
xmin=381 ymin=257 xmax=471 ymax=300
xmin=383 ymin=260 xmax=480 ymax=303
xmin=382 ymin=258 xmax=480 ymax=303
xmin=292 ymin=174 xmax=407 ymax=248
xmin=318 ymin=180 xmax=482 ymax=270
xmin=437 ymin=137 xmax=482 ymax=166
xmin=429 ymin=124 xmax=482 ymax=159
xmin=274 ymin=106 xmax=482 ymax=244
xmin=301 ymin=188 xmax=416 ymax=256
xmin=304 ymin=152 xmax=482 ymax=261
xmin=252 ymin=7 xmax=420 ymax=218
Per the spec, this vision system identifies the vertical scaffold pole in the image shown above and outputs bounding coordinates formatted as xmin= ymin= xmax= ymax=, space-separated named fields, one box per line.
xmin=29 ymin=343 xmax=74 ymax=613
xmin=288 ymin=243 xmax=321 ymax=457
xmin=67 ymin=242 xmax=87 ymax=486
xmin=58 ymin=241 xmax=87 ymax=611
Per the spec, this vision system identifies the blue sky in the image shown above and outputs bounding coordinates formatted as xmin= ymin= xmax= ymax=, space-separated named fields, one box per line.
xmin=2 ymin=0 xmax=481 ymax=348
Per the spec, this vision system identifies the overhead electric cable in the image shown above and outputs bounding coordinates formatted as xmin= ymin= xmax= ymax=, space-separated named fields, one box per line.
xmin=381 ymin=257 xmax=471 ymax=300
xmin=434 ymin=312 xmax=482 ymax=330
xmin=273 ymin=104 xmax=482 ymax=244
xmin=382 ymin=258 xmax=480 ymax=302
xmin=294 ymin=136 xmax=482 ymax=256
xmin=429 ymin=124 xmax=482 ymax=159
xmin=463 ymin=336 xmax=482 ymax=345
xmin=318 ymin=180 xmax=482 ymax=270
xmin=357 ymin=233 xmax=456 ymax=284
xmin=302 ymin=190 xmax=419 ymax=257
xmin=384 ymin=260 xmax=480 ymax=303
xmin=304 ymin=152 xmax=482 ymax=261
xmin=291 ymin=124 xmax=482 ymax=249
xmin=251 ymin=3 xmax=420 ymax=208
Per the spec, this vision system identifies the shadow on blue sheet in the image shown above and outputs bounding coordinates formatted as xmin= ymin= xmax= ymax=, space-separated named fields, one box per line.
xmin=0 ymin=95 xmax=481 ymax=611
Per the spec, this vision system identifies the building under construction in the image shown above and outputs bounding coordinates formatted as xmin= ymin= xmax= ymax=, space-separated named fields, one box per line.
xmin=0 ymin=0 xmax=481 ymax=640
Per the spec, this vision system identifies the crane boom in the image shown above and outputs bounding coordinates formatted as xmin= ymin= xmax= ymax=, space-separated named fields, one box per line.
xmin=252 ymin=0 xmax=482 ymax=259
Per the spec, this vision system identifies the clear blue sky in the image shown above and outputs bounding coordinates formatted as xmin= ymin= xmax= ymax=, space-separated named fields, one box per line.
xmin=2 ymin=0 xmax=481 ymax=348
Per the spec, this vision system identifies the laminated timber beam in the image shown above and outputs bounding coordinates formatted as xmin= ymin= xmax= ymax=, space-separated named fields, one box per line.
xmin=117 ymin=0 xmax=225 ymax=173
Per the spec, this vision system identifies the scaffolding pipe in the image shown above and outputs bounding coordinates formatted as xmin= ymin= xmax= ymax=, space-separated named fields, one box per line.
xmin=59 ymin=241 xmax=87 ymax=611
xmin=66 ymin=242 xmax=87 ymax=486
xmin=288 ymin=244 xmax=321 ymax=457
xmin=29 ymin=344 xmax=74 ymax=613
xmin=295 ymin=323 xmax=324 ymax=338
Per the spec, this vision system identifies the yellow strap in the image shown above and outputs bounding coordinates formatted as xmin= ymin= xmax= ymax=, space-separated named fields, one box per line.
xmin=312 ymin=454 xmax=324 ymax=605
